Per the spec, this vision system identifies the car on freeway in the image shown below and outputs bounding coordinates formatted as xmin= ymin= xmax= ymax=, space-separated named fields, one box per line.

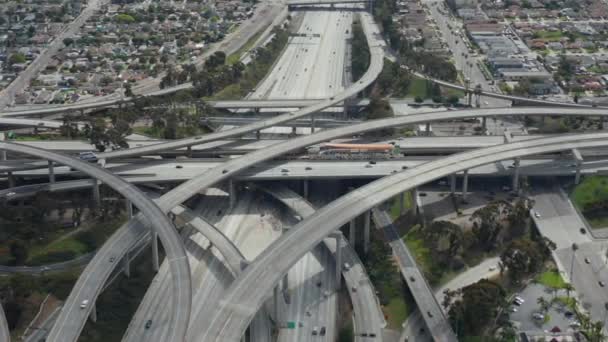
xmin=599 ymin=281 xmax=605 ymax=287
xmin=534 ymin=211 xmax=541 ymax=218
xmin=580 ymin=227 xmax=587 ymax=234
xmin=320 ymin=327 xmax=326 ymax=336
xmin=78 ymin=151 xmax=98 ymax=162
xmin=489 ymin=265 xmax=497 ymax=271
xmin=352 ymin=286 xmax=357 ymax=292
xmin=80 ymin=299 xmax=89 ymax=309
xmin=109 ymin=256 xmax=116 ymax=263
xmin=175 ymin=165 xmax=183 ymax=169
xmin=145 ymin=320 xmax=152 ymax=329
xmin=585 ymin=258 xmax=591 ymax=264
xmin=343 ymin=262 xmax=351 ymax=271
xmin=312 ymin=327 xmax=318 ymax=335
xmin=305 ymin=167 xmax=312 ymax=171
xmin=6 ymin=192 xmax=16 ymax=197
xmin=369 ymin=160 xmax=376 ymax=165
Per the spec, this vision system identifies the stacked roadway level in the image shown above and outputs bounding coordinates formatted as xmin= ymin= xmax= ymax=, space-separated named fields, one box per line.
xmin=258 ymin=184 xmax=386 ymax=342
xmin=13 ymin=106 xmax=608 ymax=342
xmin=0 ymin=142 xmax=191 ymax=342
xmin=202 ymin=133 xmax=608 ymax=342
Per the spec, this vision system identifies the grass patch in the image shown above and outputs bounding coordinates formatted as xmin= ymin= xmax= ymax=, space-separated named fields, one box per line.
xmin=571 ymin=175 xmax=608 ymax=228
xmin=571 ymin=176 xmax=608 ymax=208
xmin=27 ymin=238 xmax=88 ymax=264
xmin=536 ymin=270 xmax=566 ymax=289
xmin=226 ymin=26 xmax=268 ymax=65
xmin=209 ymin=83 xmax=244 ymax=101
xmin=402 ymin=226 xmax=432 ymax=274
xmin=132 ymin=125 xmax=209 ymax=139
xmin=384 ymin=297 xmax=410 ymax=329
xmin=389 ymin=192 xmax=412 ymax=220
xmin=533 ymin=30 xmax=564 ymax=41
xmin=408 ymin=77 xmax=429 ymax=98
xmin=554 ymin=296 xmax=577 ymax=310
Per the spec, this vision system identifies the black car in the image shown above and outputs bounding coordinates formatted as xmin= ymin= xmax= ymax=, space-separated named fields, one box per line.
xmin=145 ymin=320 xmax=152 ymax=329
xmin=320 ymin=327 xmax=326 ymax=336
xmin=580 ymin=227 xmax=587 ymax=234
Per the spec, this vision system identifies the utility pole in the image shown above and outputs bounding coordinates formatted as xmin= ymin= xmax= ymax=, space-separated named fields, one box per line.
xmin=570 ymin=243 xmax=578 ymax=282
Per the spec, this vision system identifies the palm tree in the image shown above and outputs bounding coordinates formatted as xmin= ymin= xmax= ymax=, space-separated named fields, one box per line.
xmin=537 ymin=296 xmax=549 ymax=313
xmin=570 ymin=243 xmax=579 ymax=282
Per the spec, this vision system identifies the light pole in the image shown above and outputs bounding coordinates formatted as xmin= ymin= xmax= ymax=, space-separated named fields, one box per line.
xmin=570 ymin=242 xmax=579 ymax=282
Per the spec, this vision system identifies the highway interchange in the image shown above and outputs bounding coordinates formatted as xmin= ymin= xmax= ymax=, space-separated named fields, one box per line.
xmin=5 ymin=1 xmax=608 ymax=342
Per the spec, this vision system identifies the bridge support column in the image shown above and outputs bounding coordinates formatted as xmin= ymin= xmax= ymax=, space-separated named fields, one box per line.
xmin=255 ymin=130 xmax=261 ymax=140
xmin=152 ymin=232 xmax=159 ymax=272
xmin=349 ymin=219 xmax=356 ymax=247
xmin=399 ymin=193 xmax=404 ymax=217
xmin=273 ymin=285 xmax=280 ymax=321
xmin=7 ymin=172 xmax=15 ymax=188
xmin=482 ymin=117 xmax=487 ymax=131
xmin=48 ymin=161 xmax=55 ymax=184
xmin=291 ymin=126 xmax=296 ymax=135
xmin=573 ymin=149 xmax=583 ymax=185
xmin=186 ymin=146 xmax=192 ymax=158
xmin=462 ymin=170 xmax=469 ymax=201
xmin=333 ymin=233 xmax=342 ymax=290
xmin=90 ymin=302 xmax=97 ymax=323
xmin=363 ymin=211 xmax=370 ymax=254
xmin=311 ymin=114 xmax=316 ymax=134
xmin=512 ymin=158 xmax=520 ymax=191
xmin=283 ymin=273 xmax=289 ymax=292
xmin=126 ymin=200 xmax=133 ymax=218
xmin=0 ymin=133 xmax=5 ymax=161
xmin=123 ymin=252 xmax=130 ymax=278
xmin=92 ymin=181 xmax=100 ymax=206
xmin=425 ymin=123 xmax=431 ymax=136
xmin=467 ymin=92 xmax=473 ymax=106
xmin=229 ymin=180 xmax=237 ymax=210
xmin=450 ymin=174 xmax=456 ymax=195
xmin=303 ymin=179 xmax=309 ymax=199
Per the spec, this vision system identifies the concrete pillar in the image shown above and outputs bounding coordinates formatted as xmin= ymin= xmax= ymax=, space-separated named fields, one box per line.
xmin=186 ymin=146 xmax=192 ymax=157
xmin=7 ymin=172 xmax=15 ymax=188
xmin=399 ymin=193 xmax=404 ymax=217
xmin=364 ymin=211 xmax=370 ymax=254
xmin=311 ymin=114 xmax=315 ymax=133
xmin=512 ymin=158 xmax=520 ymax=191
xmin=303 ymin=179 xmax=309 ymax=199
xmin=462 ymin=170 xmax=469 ymax=201
xmin=152 ymin=232 xmax=159 ymax=272
xmin=229 ymin=180 xmax=236 ymax=210
xmin=349 ymin=219 xmax=356 ymax=247
xmin=334 ymin=234 xmax=342 ymax=290
xmin=92 ymin=181 xmax=100 ymax=206
xmin=48 ymin=161 xmax=55 ymax=183
xmin=482 ymin=117 xmax=487 ymax=131
xmin=273 ymin=285 xmax=280 ymax=321
xmin=450 ymin=174 xmax=456 ymax=195
xmin=123 ymin=252 xmax=130 ymax=278
xmin=467 ymin=92 xmax=473 ymax=106
xmin=425 ymin=123 xmax=431 ymax=136
xmin=573 ymin=149 xmax=583 ymax=185
xmin=255 ymin=130 xmax=261 ymax=140
xmin=291 ymin=126 xmax=296 ymax=135
xmin=282 ymin=273 xmax=289 ymax=292
xmin=126 ymin=200 xmax=133 ymax=218
xmin=0 ymin=150 xmax=5 ymax=161
xmin=90 ymin=302 xmax=97 ymax=323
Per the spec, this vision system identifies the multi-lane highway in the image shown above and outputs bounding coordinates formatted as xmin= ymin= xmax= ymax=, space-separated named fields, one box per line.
xmin=0 ymin=142 xmax=191 ymax=342
xmin=201 ymin=133 xmax=608 ymax=342
xmin=258 ymin=184 xmax=386 ymax=342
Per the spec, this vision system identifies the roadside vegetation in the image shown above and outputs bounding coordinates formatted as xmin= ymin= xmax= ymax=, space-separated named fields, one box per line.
xmin=80 ymin=250 xmax=157 ymax=341
xmin=360 ymin=229 xmax=414 ymax=329
xmin=0 ymin=271 xmax=80 ymax=338
xmin=571 ymin=175 xmax=608 ymax=228
xmin=0 ymin=189 xmax=126 ymax=267
xmin=351 ymin=19 xmax=370 ymax=81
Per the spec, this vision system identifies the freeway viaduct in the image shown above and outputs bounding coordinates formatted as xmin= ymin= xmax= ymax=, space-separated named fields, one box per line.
xmin=202 ymin=133 xmax=608 ymax=342
xmin=11 ymin=105 xmax=608 ymax=342
xmin=0 ymin=142 xmax=192 ymax=342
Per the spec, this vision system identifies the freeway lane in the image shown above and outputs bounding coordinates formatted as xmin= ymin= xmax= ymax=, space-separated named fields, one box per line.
xmin=202 ymin=133 xmax=608 ymax=342
xmin=44 ymin=106 xmax=608 ymax=342
xmin=0 ymin=303 xmax=8 ymax=342
xmin=0 ymin=143 xmax=191 ymax=342
xmin=258 ymin=184 xmax=385 ymax=342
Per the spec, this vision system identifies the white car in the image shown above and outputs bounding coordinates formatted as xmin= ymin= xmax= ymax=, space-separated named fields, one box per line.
xmin=489 ymin=265 xmax=497 ymax=271
xmin=534 ymin=211 xmax=541 ymax=218
xmin=6 ymin=192 xmax=16 ymax=197
xmin=80 ymin=299 xmax=89 ymax=309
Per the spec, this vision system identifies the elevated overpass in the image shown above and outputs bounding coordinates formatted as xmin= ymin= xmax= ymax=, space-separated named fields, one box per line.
xmin=0 ymin=142 xmax=191 ymax=342
xmin=202 ymin=133 xmax=608 ymax=342
xmin=257 ymin=184 xmax=386 ymax=341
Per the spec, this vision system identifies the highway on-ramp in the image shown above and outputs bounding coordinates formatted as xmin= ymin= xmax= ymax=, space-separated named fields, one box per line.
xmin=0 ymin=142 xmax=192 ymax=342
xmin=201 ymin=133 xmax=608 ymax=342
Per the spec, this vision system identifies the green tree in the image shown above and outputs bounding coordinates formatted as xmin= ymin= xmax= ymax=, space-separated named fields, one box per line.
xmin=8 ymin=53 xmax=26 ymax=65
xmin=500 ymin=238 xmax=545 ymax=283
xmin=448 ymin=279 xmax=506 ymax=337
xmin=9 ymin=240 xmax=28 ymax=265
